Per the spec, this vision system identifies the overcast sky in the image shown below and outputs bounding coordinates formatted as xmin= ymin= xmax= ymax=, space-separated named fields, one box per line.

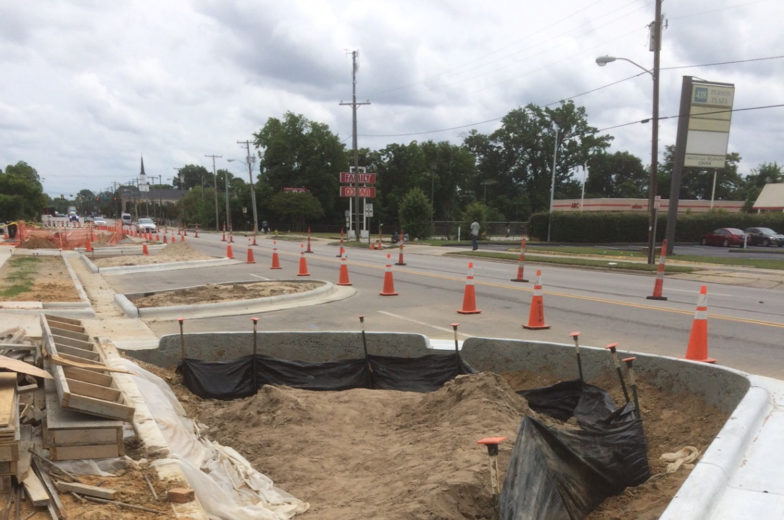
xmin=2 ymin=0 xmax=782 ymax=198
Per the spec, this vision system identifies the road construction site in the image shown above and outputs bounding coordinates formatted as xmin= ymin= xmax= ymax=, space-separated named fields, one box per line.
xmin=0 ymin=226 xmax=782 ymax=519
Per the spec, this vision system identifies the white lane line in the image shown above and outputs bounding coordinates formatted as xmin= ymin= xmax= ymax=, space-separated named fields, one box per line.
xmin=250 ymin=273 xmax=271 ymax=280
xmin=377 ymin=311 xmax=468 ymax=337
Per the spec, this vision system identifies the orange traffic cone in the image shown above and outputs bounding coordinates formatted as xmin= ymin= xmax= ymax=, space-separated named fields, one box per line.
xmin=271 ymin=240 xmax=282 ymax=269
xmin=142 ymin=244 xmax=149 ymax=256
xmin=229 ymin=230 xmax=234 ymax=243
xmin=155 ymin=233 xmax=160 ymax=242
xmin=163 ymin=234 xmax=168 ymax=244
xmin=683 ymin=285 xmax=716 ymax=363
xmin=246 ymin=247 xmax=256 ymax=264
xmin=647 ymin=239 xmax=668 ymax=300
xmin=379 ymin=254 xmax=398 ymax=296
xmin=86 ymin=239 xmax=92 ymax=253
xmin=336 ymin=229 xmax=345 ymax=257
xmin=510 ymin=237 xmax=529 ymax=282
xmin=457 ymin=262 xmax=481 ymax=314
xmin=337 ymin=252 xmax=352 ymax=286
xmin=395 ymin=242 xmax=406 ymax=266
xmin=305 ymin=227 xmax=313 ymax=253
xmin=297 ymin=243 xmax=310 ymax=276
xmin=523 ymin=270 xmax=550 ymax=330
xmin=181 ymin=233 xmax=185 ymax=242
xmin=226 ymin=244 xmax=234 ymax=259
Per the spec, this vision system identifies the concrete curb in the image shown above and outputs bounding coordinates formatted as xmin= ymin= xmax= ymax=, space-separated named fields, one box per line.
xmin=118 ymin=280 xmax=353 ymax=320
xmin=81 ymin=253 xmax=99 ymax=273
xmin=98 ymin=257 xmax=237 ymax=275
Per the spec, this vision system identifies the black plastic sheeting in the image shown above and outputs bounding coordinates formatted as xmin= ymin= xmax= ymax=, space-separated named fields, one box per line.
xmin=501 ymin=380 xmax=650 ymax=519
xmin=178 ymin=353 xmax=476 ymax=399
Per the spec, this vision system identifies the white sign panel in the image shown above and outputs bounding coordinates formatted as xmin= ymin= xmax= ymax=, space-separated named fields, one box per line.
xmin=684 ymin=81 xmax=734 ymax=168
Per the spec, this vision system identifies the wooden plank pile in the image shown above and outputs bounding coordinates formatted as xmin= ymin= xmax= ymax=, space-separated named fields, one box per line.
xmin=39 ymin=314 xmax=133 ymax=460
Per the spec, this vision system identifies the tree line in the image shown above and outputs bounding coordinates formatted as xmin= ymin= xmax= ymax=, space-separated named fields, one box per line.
xmin=2 ymin=101 xmax=781 ymax=235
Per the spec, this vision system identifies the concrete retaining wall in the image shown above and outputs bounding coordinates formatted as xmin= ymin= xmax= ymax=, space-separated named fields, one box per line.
xmin=124 ymin=332 xmax=749 ymax=412
xmin=126 ymin=331 xmax=435 ymax=368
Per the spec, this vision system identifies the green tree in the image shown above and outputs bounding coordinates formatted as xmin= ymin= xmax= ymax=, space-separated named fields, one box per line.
xmin=658 ymin=147 xmax=744 ymax=202
xmin=267 ymin=191 xmax=324 ymax=231
xmin=462 ymin=201 xmax=489 ymax=238
xmin=585 ymin=151 xmax=647 ymax=198
xmin=254 ymin=112 xmax=347 ymax=226
xmin=174 ymin=164 xmax=211 ymax=192
xmin=463 ymin=101 xmax=611 ymax=219
xmin=739 ymin=162 xmax=783 ymax=211
xmin=0 ymin=161 xmax=47 ymax=221
xmin=398 ymin=188 xmax=433 ymax=239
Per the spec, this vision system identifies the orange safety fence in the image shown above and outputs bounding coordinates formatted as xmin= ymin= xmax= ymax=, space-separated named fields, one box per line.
xmin=13 ymin=221 xmax=124 ymax=250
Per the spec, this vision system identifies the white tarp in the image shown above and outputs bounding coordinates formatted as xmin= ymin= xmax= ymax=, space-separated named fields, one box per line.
xmin=117 ymin=358 xmax=309 ymax=520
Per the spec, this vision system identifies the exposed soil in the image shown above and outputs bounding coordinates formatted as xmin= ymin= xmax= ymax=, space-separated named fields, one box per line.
xmin=0 ymin=255 xmax=81 ymax=302
xmin=130 ymin=281 xmax=324 ymax=308
xmin=91 ymin=242 xmax=213 ymax=267
xmin=143 ymin=359 xmax=729 ymax=520
xmin=0 ymin=243 xmax=732 ymax=518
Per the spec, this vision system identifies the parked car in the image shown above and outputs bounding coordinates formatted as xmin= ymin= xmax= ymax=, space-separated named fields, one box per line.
xmin=701 ymin=228 xmax=746 ymax=247
xmin=83 ymin=216 xmax=94 ymax=223
xmin=93 ymin=217 xmax=107 ymax=226
xmin=121 ymin=212 xmax=132 ymax=226
xmin=135 ymin=217 xmax=157 ymax=233
xmin=744 ymin=227 xmax=784 ymax=247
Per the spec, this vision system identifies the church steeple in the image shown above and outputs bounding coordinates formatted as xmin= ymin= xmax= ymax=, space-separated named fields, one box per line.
xmin=140 ymin=156 xmax=146 ymax=176
xmin=139 ymin=155 xmax=149 ymax=192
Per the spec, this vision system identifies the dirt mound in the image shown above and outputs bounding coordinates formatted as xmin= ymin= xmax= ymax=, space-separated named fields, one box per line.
xmin=92 ymin=242 xmax=213 ymax=267
xmin=190 ymin=372 xmax=534 ymax=520
xmin=131 ymin=281 xmax=323 ymax=308
xmin=16 ymin=236 xmax=59 ymax=249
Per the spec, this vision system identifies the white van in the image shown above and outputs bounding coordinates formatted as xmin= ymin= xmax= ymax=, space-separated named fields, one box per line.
xmin=121 ymin=213 xmax=132 ymax=225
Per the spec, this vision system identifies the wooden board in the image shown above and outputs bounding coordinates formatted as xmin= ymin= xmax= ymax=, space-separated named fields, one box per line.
xmin=63 ymin=367 xmax=113 ymax=387
xmin=22 ymin=471 xmax=49 ymax=506
xmin=50 ymin=334 xmax=93 ymax=350
xmin=48 ymin=327 xmax=89 ymax=342
xmin=50 ymin=444 xmax=120 ymax=461
xmin=56 ymin=344 xmax=101 ymax=362
xmin=44 ymin=314 xmax=81 ymax=326
xmin=0 ymin=373 xmax=16 ymax=427
xmin=0 ymin=355 xmax=52 ymax=380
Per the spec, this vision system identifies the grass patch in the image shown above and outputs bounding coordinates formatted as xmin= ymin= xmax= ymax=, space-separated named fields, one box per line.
xmin=449 ymin=250 xmax=697 ymax=273
xmin=667 ymin=254 xmax=784 ymax=270
xmin=0 ymin=256 xmax=40 ymax=296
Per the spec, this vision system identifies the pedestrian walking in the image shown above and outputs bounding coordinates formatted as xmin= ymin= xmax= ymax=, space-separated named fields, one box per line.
xmin=470 ymin=219 xmax=480 ymax=250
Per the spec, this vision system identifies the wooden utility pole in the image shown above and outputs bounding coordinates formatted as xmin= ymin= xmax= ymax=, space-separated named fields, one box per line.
xmin=237 ymin=141 xmax=259 ymax=235
xmin=205 ymin=154 xmax=222 ymax=231
xmin=340 ymin=50 xmax=370 ymax=240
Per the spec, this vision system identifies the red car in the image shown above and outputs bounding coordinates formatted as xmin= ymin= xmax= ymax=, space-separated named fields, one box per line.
xmin=701 ymin=228 xmax=746 ymax=247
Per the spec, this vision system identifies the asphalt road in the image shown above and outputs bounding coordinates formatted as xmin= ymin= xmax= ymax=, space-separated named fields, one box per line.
xmin=105 ymin=232 xmax=784 ymax=379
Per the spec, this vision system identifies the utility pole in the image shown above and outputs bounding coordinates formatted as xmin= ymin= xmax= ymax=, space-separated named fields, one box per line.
xmin=237 ymin=140 xmax=259 ymax=235
xmin=339 ymin=50 xmax=370 ymax=241
xmin=205 ymin=154 xmax=222 ymax=231
xmin=647 ymin=0 xmax=663 ymax=263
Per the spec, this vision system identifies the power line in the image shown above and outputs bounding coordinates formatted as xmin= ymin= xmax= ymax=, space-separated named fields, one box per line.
xmin=360 ymin=55 xmax=784 ymax=139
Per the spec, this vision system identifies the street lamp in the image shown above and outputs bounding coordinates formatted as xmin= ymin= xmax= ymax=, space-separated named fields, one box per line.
xmin=596 ymin=52 xmax=660 ymax=264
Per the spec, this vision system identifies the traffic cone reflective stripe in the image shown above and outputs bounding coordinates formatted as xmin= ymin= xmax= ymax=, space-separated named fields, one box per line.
xmin=379 ymin=254 xmax=398 ymax=296
xmin=458 ymin=262 xmax=481 ymax=314
xmin=523 ymin=270 xmax=550 ymax=330
xmin=226 ymin=244 xmax=234 ymax=259
xmin=297 ymin=243 xmax=310 ymax=276
xmin=305 ymin=227 xmax=313 ymax=253
xmin=647 ymin=239 xmax=668 ymax=300
xmin=337 ymin=252 xmax=352 ymax=286
xmin=510 ymin=238 xmax=529 ymax=282
xmin=683 ymin=285 xmax=715 ymax=363
xmin=395 ymin=242 xmax=406 ymax=266
xmin=271 ymin=240 xmax=282 ymax=269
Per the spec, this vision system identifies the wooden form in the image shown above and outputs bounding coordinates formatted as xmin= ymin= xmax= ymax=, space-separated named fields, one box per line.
xmin=0 ymin=373 xmax=19 ymax=475
xmin=41 ymin=314 xmax=134 ymax=422
xmin=43 ymin=376 xmax=124 ymax=461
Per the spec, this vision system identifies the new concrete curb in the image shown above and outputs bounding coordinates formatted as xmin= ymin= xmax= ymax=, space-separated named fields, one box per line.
xmin=98 ymin=257 xmax=237 ymax=275
xmin=117 ymin=280 xmax=354 ymax=320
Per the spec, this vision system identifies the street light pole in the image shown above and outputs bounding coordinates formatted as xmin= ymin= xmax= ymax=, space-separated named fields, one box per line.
xmin=595 ymin=0 xmax=661 ymax=264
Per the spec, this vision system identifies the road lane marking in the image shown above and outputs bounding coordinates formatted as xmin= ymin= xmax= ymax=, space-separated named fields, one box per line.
xmin=377 ymin=311 xmax=470 ymax=338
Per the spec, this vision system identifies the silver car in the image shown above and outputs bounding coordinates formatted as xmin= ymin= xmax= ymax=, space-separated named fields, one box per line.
xmin=135 ymin=217 xmax=157 ymax=233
